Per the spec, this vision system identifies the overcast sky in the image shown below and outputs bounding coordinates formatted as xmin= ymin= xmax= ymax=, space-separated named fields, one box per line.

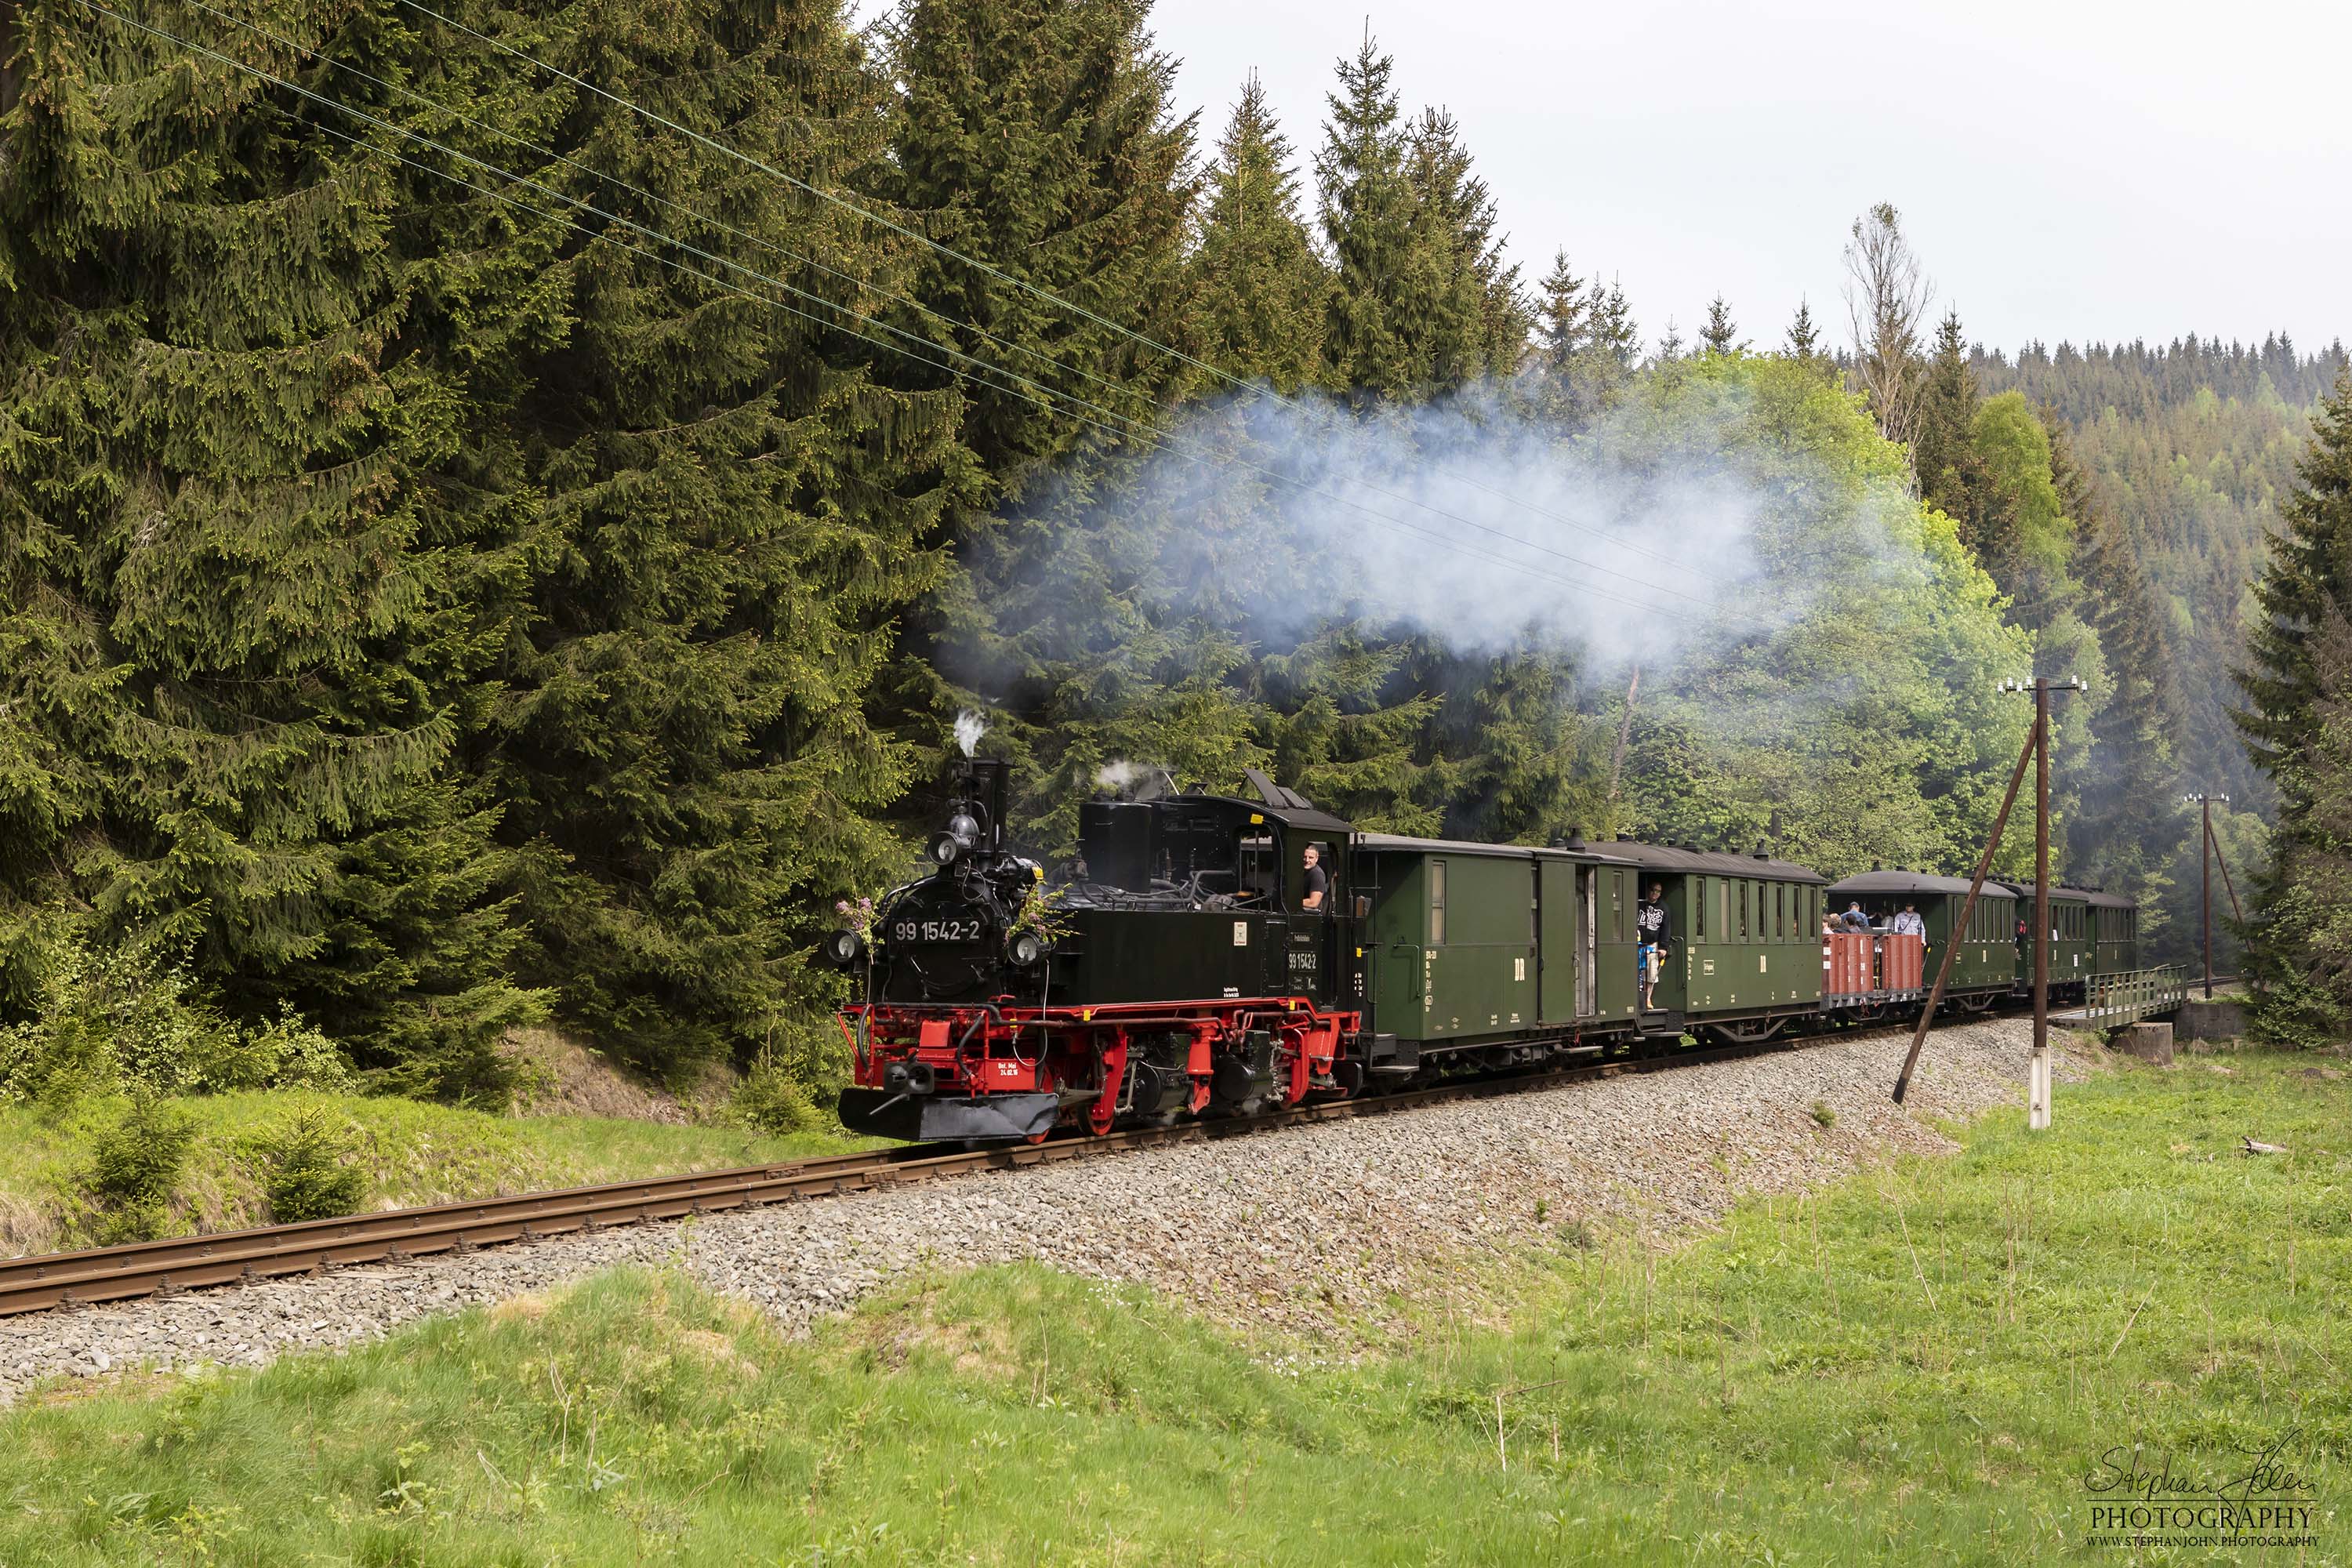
xmin=1147 ymin=0 xmax=2349 ymax=358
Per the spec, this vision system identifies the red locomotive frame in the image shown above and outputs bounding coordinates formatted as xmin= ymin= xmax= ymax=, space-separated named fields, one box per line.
xmin=843 ymin=995 xmax=1363 ymax=1140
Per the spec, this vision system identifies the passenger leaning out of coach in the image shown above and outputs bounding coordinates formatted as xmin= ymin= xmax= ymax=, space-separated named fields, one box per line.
xmin=1635 ymin=883 xmax=1669 ymax=1010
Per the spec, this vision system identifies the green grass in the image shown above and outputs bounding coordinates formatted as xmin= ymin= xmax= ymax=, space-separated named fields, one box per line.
xmin=0 ymin=1091 xmax=877 ymax=1254
xmin=0 ymin=1051 xmax=2345 ymax=1564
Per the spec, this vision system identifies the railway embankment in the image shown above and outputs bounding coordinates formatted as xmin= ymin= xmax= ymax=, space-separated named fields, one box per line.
xmin=1 ymin=1016 xmax=2075 ymax=1402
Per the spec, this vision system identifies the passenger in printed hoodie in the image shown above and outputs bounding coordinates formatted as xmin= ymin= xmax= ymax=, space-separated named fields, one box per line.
xmin=1636 ymin=884 xmax=1670 ymax=1010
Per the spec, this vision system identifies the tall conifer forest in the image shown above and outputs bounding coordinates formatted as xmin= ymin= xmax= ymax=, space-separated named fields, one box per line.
xmin=1 ymin=0 xmax=2340 ymax=1097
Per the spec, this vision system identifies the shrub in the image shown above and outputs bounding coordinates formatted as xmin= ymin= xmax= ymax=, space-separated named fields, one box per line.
xmin=1810 ymin=1099 xmax=1838 ymax=1129
xmin=252 ymin=1108 xmax=368 ymax=1223
xmin=87 ymin=1094 xmax=198 ymax=1244
xmin=0 ymin=927 xmax=353 ymax=1102
xmin=731 ymin=1051 xmax=827 ymax=1136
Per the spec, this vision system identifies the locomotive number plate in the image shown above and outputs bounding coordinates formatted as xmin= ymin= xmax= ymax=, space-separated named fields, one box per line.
xmin=892 ymin=919 xmax=985 ymax=943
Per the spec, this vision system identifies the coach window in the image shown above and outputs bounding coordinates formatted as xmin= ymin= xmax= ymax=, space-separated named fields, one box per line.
xmin=1775 ymin=884 xmax=1785 ymax=941
xmin=1612 ymin=871 xmax=1625 ymax=940
xmin=1696 ymin=877 xmax=1708 ymax=939
xmin=1430 ymin=860 xmax=1447 ymax=946
xmin=1737 ymin=882 xmax=1748 ymax=941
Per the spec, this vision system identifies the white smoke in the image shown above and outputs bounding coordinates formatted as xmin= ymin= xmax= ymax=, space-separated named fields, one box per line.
xmin=1094 ymin=760 xmax=1148 ymax=793
xmin=1022 ymin=377 xmax=1925 ymax=681
xmin=953 ymin=710 xmax=988 ymax=757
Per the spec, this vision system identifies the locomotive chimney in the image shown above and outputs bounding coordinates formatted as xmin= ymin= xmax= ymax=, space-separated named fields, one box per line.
xmin=944 ymin=755 xmax=1011 ymax=854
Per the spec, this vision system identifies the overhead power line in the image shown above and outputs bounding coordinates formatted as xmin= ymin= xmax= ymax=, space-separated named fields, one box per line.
xmin=68 ymin=0 xmax=1732 ymax=614
xmin=379 ymin=0 xmax=1720 ymax=581
xmin=67 ymin=0 xmax=1720 ymax=619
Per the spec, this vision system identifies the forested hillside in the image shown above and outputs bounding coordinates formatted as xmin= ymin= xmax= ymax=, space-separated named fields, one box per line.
xmin=0 ymin=0 xmax=2326 ymax=1101
xmin=1973 ymin=336 xmax=2346 ymax=965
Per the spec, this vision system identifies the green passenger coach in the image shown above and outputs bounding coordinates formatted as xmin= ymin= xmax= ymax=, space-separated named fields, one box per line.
xmin=2004 ymin=882 xmax=2093 ymax=996
xmin=2089 ymin=890 xmax=2139 ymax=975
xmin=1356 ymin=834 xmax=1642 ymax=1052
xmin=1598 ymin=839 xmax=1830 ymax=1032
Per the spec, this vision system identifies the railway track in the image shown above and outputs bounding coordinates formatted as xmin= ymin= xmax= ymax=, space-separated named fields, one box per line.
xmin=0 ymin=1029 xmax=1885 ymax=1319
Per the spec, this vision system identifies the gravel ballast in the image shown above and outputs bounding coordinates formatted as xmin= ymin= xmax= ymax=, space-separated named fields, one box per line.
xmin=0 ymin=1018 xmax=2079 ymax=1403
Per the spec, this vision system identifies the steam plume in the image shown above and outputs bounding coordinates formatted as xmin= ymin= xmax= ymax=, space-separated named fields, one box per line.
xmin=953 ymin=710 xmax=988 ymax=757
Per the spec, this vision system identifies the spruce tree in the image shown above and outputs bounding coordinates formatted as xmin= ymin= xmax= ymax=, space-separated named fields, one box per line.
xmin=1533 ymin=260 xmax=1635 ymax=427
xmin=886 ymin=0 xmax=1200 ymax=490
xmin=2050 ymin=417 xmax=2181 ymax=924
xmin=1699 ymin=294 xmax=1744 ymax=356
xmin=1913 ymin=310 xmax=1990 ymax=525
xmin=1192 ymin=73 xmax=1328 ymax=391
xmin=1589 ymin=281 xmax=1641 ymax=373
xmin=1316 ymin=29 xmax=1421 ymax=399
xmin=0 ymin=0 xmax=552 ymax=1092
xmin=485 ymin=0 xmax=972 ymax=1076
xmin=2236 ymin=369 xmax=2352 ymax=1045
xmin=1535 ymin=252 xmax=1588 ymax=369
xmin=1403 ymin=107 xmax=1530 ymax=387
xmin=1784 ymin=298 xmax=1823 ymax=360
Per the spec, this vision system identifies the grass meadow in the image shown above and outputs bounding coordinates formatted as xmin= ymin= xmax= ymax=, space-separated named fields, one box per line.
xmin=0 ymin=1091 xmax=874 ymax=1256
xmin=0 ymin=1048 xmax=2343 ymax=1565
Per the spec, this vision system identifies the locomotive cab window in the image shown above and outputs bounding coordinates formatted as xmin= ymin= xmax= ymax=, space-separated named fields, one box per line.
xmin=1430 ymin=860 xmax=1447 ymax=945
xmin=1236 ymin=830 xmax=1279 ymax=907
xmin=1295 ymin=839 xmax=1334 ymax=913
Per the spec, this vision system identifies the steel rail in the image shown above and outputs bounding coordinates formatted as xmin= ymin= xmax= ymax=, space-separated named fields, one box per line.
xmin=2 ymin=994 xmax=2165 ymax=1319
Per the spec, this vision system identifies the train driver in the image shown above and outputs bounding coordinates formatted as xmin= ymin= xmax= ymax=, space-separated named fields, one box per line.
xmin=1636 ymin=883 xmax=1668 ymax=1009
xmin=1300 ymin=844 xmax=1328 ymax=913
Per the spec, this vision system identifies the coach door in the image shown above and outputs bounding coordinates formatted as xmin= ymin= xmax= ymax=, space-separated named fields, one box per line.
xmin=1537 ymin=858 xmax=1579 ymax=1026
xmin=1577 ymin=866 xmax=1598 ymax=1016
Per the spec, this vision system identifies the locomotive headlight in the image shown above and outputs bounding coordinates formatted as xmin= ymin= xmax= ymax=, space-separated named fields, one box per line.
xmin=927 ymin=811 xmax=981 ymax=868
xmin=822 ymin=928 xmax=866 ymax=968
xmin=1006 ymin=931 xmax=1047 ymax=969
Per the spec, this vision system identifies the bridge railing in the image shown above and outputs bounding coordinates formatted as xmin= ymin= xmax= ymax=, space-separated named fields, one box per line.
xmin=2078 ymin=965 xmax=2189 ymax=1027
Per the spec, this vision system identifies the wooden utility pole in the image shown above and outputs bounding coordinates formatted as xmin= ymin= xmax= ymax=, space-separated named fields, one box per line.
xmin=2031 ymin=681 xmax=2052 ymax=1131
xmin=2025 ymin=677 xmax=2083 ymax=1131
xmin=1891 ymin=717 xmax=2038 ymax=1105
xmin=2182 ymin=791 xmax=2234 ymax=997
xmin=2201 ymin=793 xmax=2212 ymax=1000
xmin=1898 ymin=678 xmax=2082 ymax=1120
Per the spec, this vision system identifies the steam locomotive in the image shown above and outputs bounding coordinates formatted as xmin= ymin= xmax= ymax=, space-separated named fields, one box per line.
xmin=827 ymin=757 xmax=2143 ymax=1143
